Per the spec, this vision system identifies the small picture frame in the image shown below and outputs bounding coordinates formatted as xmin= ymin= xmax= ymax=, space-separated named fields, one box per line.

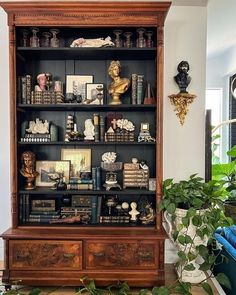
xmin=85 ymin=83 xmax=104 ymax=105
xmin=36 ymin=160 xmax=70 ymax=187
xmin=141 ymin=122 xmax=150 ymax=133
xmin=66 ymin=75 xmax=93 ymax=101
xmin=61 ymin=148 xmax=91 ymax=180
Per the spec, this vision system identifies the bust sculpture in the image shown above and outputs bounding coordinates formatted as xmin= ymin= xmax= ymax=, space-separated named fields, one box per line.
xmin=108 ymin=60 xmax=130 ymax=105
xmin=129 ymin=202 xmax=140 ymax=222
xmin=35 ymin=73 xmax=47 ymax=91
xmin=174 ymin=61 xmax=191 ymax=93
xmin=83 ymin=119 xmax=95 ymax=140
xmin=20 ymin=151 xmax=39 ymax=190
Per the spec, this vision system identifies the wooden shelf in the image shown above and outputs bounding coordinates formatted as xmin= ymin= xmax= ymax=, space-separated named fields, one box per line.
xmin=17 ymin=104 xmax=156 ymax=111
xmin=18 ymin=141 xmax=156 ymax=146
xmin=19 ymin=188 xmax=156 ymax=195
xmin=17 ymin=47 xmax=157 ymax=60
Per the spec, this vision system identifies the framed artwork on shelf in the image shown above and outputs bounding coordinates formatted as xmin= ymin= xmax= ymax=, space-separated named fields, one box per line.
xmin=66 ymin=75 xmax=93 ymax=101
xmin=85 ymin=83 xmax=104 ymax=105
xmin=61 ymin=148 xmax=91 ymax=180
xmin=35 ymin=160 xmax=70 ymax=187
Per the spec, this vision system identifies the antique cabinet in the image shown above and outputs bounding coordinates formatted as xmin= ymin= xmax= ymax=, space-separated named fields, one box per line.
xmin=0 ymin=1 xmax=170 ymax=287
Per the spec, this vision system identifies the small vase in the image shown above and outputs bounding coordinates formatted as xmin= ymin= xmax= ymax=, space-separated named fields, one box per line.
xmin=50 ymin=29 xmax=60 ymax=48
xmin=136 ymin=28 xmax=146 ymax=48
xmin=113 ymin=29 xmax=123 ymax=48
xmin=30 ymin=27 xmax=40 ymax=48
xmin=41 ymin=32 xmax=51 ymax=47
xmin=145 ymin=30 xmax=154 ymax=48
xmin=124 ymin=32 xmax=133 ymax=48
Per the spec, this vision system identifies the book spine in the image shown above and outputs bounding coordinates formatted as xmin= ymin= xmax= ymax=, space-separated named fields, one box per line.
xmin=26 ymin=74 xmax=32 ymax=104
xmin=131 ymin=74 xmax=138 ymax=104
xmin=17 ymin=76 xmax=23 ymax=104
xmin=96 ymin=196 xmax=102 ymax=223
xmin=96 ymin=167 xmax=101 ymax=190
xmin=137 ymin=75 xmax=144 ymax=104
xmin=99 ymin=115 xmax=105 ymax=142
xmin=91 ymin=195 xmax=98 ymax=224
xmin=92 ymin=167 xmax=97 ymax=190
xmin=25 ymin=194 xmax=30 ymax=222
xmin=21 ymin=77 xmax=27 ymax=104
xmin=93 ymin=113 xmax=100 ymax=142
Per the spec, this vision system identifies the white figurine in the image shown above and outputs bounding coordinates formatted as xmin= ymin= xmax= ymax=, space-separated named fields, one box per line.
xmin=129 ymin=202 xmax=140 ymax=222
xmin=26 ymin=118 xmax=49 ymax=134
xmin=102 ymin=152 xmax=117 ymax=163
xmin=35 ymin=73 xmax=47 ymax=91
xmin=83 ymin=119 xmax=95 ymax=140
xmin=70 ymin=36 xmax=114 ymax=48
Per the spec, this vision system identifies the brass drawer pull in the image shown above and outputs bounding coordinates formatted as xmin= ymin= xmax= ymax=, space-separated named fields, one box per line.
xmin=93 ymin=252 xmax=105 ymax=257
xmin=63 ymin=253 xmax=75 ymax=258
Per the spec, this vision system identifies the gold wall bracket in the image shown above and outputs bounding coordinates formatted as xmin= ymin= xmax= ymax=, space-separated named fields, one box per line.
xmin=168 ymin=92 xmax=196 ymax=125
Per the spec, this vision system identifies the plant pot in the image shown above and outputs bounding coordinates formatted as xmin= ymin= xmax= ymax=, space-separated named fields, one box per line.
xmin=224 ymin=200 xmax=236 ymax=223
xmin=164 ymin=208 xmax=208 ymax=284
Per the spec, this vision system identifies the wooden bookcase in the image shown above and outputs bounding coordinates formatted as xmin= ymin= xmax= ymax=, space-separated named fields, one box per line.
xmin=0 ymin=1 xmax=170 ymax=287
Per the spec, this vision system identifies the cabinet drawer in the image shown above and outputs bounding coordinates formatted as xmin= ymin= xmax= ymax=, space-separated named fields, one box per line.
xmin=86 ymin=240 xmax=158 ymax=269
xmin=9 ymin=240 xmax=82 ymax=270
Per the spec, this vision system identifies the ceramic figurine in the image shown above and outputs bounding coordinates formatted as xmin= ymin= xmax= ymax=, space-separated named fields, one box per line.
xmin=129 ymin=202 xmax=140 ymax=222
xmin=84 ymin=119 xmax=95 ymax=140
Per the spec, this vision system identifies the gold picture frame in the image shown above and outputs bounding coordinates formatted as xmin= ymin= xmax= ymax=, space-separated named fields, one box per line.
xmin=36 ymin=160 xmax=70 ymax=187
xmin=61 ymin=149 xmax=91 ymax=180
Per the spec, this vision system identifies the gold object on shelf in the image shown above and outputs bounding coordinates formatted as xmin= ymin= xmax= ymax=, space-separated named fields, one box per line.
xmin=169 ymin=92 xmax=196 ymax=125
xmin=108 ymin=60 xmax=130 ymax=105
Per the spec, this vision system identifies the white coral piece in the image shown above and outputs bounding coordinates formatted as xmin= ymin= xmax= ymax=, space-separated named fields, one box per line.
xmin=116 ymin=119 xmax=135 ymax=131
xmin=102 ymin=152 xmax=117 ymax=163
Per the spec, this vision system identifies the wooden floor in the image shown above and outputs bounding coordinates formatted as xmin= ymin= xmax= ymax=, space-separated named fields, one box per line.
xmin=0 ymin=262 xmax=220 ymax=294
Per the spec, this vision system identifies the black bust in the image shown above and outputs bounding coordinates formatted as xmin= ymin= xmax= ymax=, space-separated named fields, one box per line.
xmin=174 ymin=61 xmax=191 ymax=93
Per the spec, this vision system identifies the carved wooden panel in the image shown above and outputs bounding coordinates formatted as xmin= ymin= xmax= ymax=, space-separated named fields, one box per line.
xmin=9 ymin=240 xmax=82 ymax=270
xmin=86 ymin=240 xmax=158 ymax=269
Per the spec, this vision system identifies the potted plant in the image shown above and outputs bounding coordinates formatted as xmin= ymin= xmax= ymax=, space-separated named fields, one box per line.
xmin=161 ymin=174 xmax=232 ymax=293
xmin=212 ymin=145 xmax=236 ymax=223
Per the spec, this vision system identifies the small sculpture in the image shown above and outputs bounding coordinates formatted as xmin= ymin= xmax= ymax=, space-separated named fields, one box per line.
xmin=116 ymin=119 xmax=135 ymax=131
xmin=20 ymin=151 xmax=39 ymax=190
xmin=129 ymin=202 xmax=140 ymax=222
xmin=26 ymin=118 xmax=49 ymax=134
xmin=108 ymin=60 xmax=130 ymax=105
xmin=102 ymin=152 xmax=117 ymax=163
xmin=83 ymin=119 xmax=95 ymax=141
xmin=140 ymin=203 xmax=155 ymax=225
xmin=169 ymin=61 xmax=196 ymax=125
xmin=35 ymin=73 xmax=47 ymax=91
xmin=174 ymin=61 xmax=191 ymax=93
xmin=70 ymin=36 xmax=114 ymax=48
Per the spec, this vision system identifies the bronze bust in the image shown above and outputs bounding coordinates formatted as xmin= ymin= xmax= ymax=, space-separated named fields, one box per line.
xmin=174 ymin=61 xmax=191 ymax=93
xmin=108 ymin=60 xmax=130 ymax=105
xmin=20 ymin=151 xmax=38 ymax=190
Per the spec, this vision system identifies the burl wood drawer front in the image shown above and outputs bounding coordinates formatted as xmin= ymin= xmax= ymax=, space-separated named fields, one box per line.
xmin=86 ymin=240 xmax=158 ymax=269
xmin=9 ymin=240 xmax=82 ymax=270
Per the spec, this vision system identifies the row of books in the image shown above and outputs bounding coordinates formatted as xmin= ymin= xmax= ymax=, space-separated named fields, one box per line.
xmin=131 ymin=74 xmax=144 ymax=104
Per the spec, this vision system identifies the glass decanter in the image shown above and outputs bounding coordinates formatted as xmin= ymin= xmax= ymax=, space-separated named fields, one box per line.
xmin=124 ymin=31 xmax=133 ymax=48
xmin=146 ymin=30 xmax=154 ymax=48
xmin=136 ymin=28 xmax=146 ymax=48
xmin=41 ymin=32 xmax=51 ymax=47
xmin=113 ymin=29 xmax=123 ymax=48
xmin=20 ymin=29 xmax=29 ymax=47
xmin=30 ymin=27 xmax=40 ymax=48
xmin=50 ymin=29 xmax=60 ymax=48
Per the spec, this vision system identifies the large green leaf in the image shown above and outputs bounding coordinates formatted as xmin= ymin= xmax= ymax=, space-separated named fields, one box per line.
xmin=152 ymin=286 xmax=170 ymax=295
xmin=212 ymin=162 xmax=235 ymax=178
xmin=201 ymin=282 xmax=213 ymax=295
xmin=216 ymin=273 xmax=232 ymax=290
xmin=227 ymin=145 xmax=236 ymax=157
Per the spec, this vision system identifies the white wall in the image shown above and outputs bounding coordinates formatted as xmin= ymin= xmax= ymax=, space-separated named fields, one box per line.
xmin=164 ymin=6 xmax=207 ymax=181
xmin=0 ymin=4 xmax=207 ymax=262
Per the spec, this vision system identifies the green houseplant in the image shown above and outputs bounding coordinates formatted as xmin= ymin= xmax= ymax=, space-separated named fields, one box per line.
xmin=161 ymin=174 xmax=232 ymax=294
xmin=212 ymin=145 xmax=236 ymax=223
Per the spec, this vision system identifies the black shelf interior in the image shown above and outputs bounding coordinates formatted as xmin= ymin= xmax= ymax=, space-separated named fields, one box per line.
xmin=18 ymin=141 xmax=156 ymax=146
xmin=17 ymin=47 xmax=157 ymax=61
xmin=17 ymin=104 xmax=156 ymax=111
